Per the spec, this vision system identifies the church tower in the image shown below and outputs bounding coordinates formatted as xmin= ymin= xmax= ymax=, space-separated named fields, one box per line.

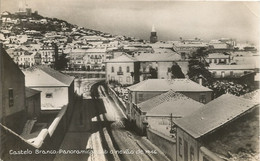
xmin=150 ymin=25 xmax=158 ymax=43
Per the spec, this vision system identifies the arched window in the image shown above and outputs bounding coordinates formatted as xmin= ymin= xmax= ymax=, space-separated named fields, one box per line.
xmin=111 ymin=66 xmax=114 ymax=73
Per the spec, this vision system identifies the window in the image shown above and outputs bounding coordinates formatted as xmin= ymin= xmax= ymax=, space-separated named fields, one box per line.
xmin=221 ymin=71 xmax=225 ymax=78
xmin=230 ymin=71 xmax=234 ymax=76
xmin=179 ymin=137 xmax=183 ymax=157
xmin=9 ymin=88 xmax=14 ymax=107
xmin=119 ymin=66 xmax=122 ymax=72
xmin=190 ymin=146 xmax=194 ymax=161
xmin=127 ymin=66 xmax=130 ymax=73
xmin=46 ymin=93 xmax=53 ymax=98
xmin=111 ymin=66 xmax=114 ymax=73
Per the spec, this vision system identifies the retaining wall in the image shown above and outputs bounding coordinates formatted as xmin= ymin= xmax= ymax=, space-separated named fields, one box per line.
xmin=0 ymin=94 xmax=79 ymax=161
xmin=147 ymin=128 xmax=177 ymax=161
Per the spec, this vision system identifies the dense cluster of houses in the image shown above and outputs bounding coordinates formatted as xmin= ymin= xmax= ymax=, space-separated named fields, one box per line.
xmin=1 ymin=9 xmax=259 ymax=161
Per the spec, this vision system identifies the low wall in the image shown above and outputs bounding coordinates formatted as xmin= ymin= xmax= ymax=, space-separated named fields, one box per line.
xmin=147 ymin=128 xmax=177 ymax=161
xmin=0 ymin=93 xmax=79 ymax=161
xmin=107 ymin=86 xmax=127 ymax=114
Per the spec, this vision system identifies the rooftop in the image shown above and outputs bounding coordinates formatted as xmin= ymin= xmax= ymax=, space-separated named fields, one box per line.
xmin=207 ymin=53 xmax=230 ymax=59
xmin=208 ymin=64 xmax=256 ymax=70
xmin=134 ymin=53 xmax=181 ymax=62
xmin=174 ymin=94 xmax=258 ymax=139
xmin=25 ymin=87 xmax=41 ymax=98
xmin=85 ymin=48 xmax=107 ymax=53
xmin=23 ymin=66 xmax=74 ymax=87
xmin=138 ymin=90 xmax=203 ymax=117
xmin=106 ymin=54 xmax=137 ymax=63
xmin=127 ymin=79 xmax=212 ymax=92
xmin=242 ymin=89 xmax=260 ymax=102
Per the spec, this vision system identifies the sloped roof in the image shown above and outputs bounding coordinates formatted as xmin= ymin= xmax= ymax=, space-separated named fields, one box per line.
xmin=208 ymin=64 xmax=255 ymax=70
xmin=137 ymin=90 xmax=203 ymax=116
xmin=106 ymin=54 xmax=137 ymax=63
xmin=23 ymin=66 xmax=74 ymax=87
xmin=25 ymin=87 xmax=41 ymax=98
xmin=207 ymin=53 xmax=230 ymax=59
xmin=174 ymin=94 xmax=259 ymax=139
xmin=242 ymin=89 xmax=260 ymax=103
xmin=135 ymin=53 xmax=181 ymax=62
xmin=127 ymin=79 xmax=212 ymax=92
xmin=85 ymin=48 xmax=107 ymax=53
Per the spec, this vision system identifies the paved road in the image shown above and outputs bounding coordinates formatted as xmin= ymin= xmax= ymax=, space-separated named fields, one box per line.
xmin=54 ymin=80 xmax=170 ymax=161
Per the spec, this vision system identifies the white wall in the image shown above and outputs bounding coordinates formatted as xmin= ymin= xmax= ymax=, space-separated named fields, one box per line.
xmin=32 ymin=87 xmax=68 ymax=110
xmin=106 ymin=62 xmax=134 ymax=85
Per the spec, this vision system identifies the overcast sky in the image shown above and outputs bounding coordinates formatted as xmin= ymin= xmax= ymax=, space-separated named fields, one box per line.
xmin=1 ymin=0 xmax=260 ymax=44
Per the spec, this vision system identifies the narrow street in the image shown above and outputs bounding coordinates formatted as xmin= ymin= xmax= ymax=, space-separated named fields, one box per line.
xmin=54 ymin=80 xmax=170 ymax=161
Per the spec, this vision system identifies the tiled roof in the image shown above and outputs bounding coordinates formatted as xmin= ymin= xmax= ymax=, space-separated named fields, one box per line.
xmin=242 ymin=89 xmax=260 ymax=102
xmin=127 ymin=79 xmax=212 ymax=92
xmin=135 ymin=53 xmax=181 ymax=62
xmin=208 ymin=64 xmax=256 ymax=70
xmin=174 ymin=94 xmax=259 ymax=139
xmin=85 ymin=48 xmax=107 ymax=53
xmin=25 ymin=87 xmax=41 ymax=98
xmin=106 ymin=54 xmax=137 ymax=63
xmin=207 ymin=53 xmax=230 ymax=59
xmin=138 ymin=90 xmax=203 ymax=116
xmin=23 ymin=66 xmax=74 ymax=87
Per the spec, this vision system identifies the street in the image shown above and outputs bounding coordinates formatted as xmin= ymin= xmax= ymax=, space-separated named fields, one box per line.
xmin=54 ymin=80 xmax=170 ymax=161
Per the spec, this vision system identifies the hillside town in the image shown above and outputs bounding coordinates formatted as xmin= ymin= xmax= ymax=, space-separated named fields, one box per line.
xmin=0 ymin=5 xmax=259 ymax=161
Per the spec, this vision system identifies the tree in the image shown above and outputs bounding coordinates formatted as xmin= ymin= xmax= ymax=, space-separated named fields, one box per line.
xmin=188 ymin=47 xmax=252 ymax=98
xmin=190 ymin=47 xmax=209 ymax=64
xmin=56 ymin=54 xmax=69 ymax=70
xmin=209 ymin=81 xmax=250 ymax=98
xmin=187 ymin=59 xmax=213 ymax=86
xmin=149 ymin=67 xmax=158 ymax=79
xmin=171 ymin=62 xmax=185 ymax=78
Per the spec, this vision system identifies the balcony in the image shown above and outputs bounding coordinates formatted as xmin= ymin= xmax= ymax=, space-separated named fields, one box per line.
xmin=117 ymin=71 xmax=123 ymax=75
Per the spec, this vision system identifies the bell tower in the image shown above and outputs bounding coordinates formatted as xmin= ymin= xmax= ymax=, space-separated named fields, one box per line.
xmin=150 ymin=25 xmax=158 ymax=43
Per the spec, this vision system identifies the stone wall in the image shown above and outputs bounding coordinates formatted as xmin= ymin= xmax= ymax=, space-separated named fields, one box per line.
xmin=147 ymin=128 xmax=177 ymax=161
xmin=107 ymin=86 xmax=127 ymax=114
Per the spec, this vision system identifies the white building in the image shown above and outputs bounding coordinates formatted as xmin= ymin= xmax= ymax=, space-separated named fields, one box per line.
xmin=23 ymin=66 xmax=74 ymax=110
xmin=206 ymin=53 xmax=231 ymax=65
xmin=39 ymin=44 xmax=57 ymax=65
xmin=18 ymin=52 xmax=36 ymax=67
xmin=83 ymin=48 xmax=107 ymax=70
xmin=106 ymin=54 xmax=137 ymax=85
